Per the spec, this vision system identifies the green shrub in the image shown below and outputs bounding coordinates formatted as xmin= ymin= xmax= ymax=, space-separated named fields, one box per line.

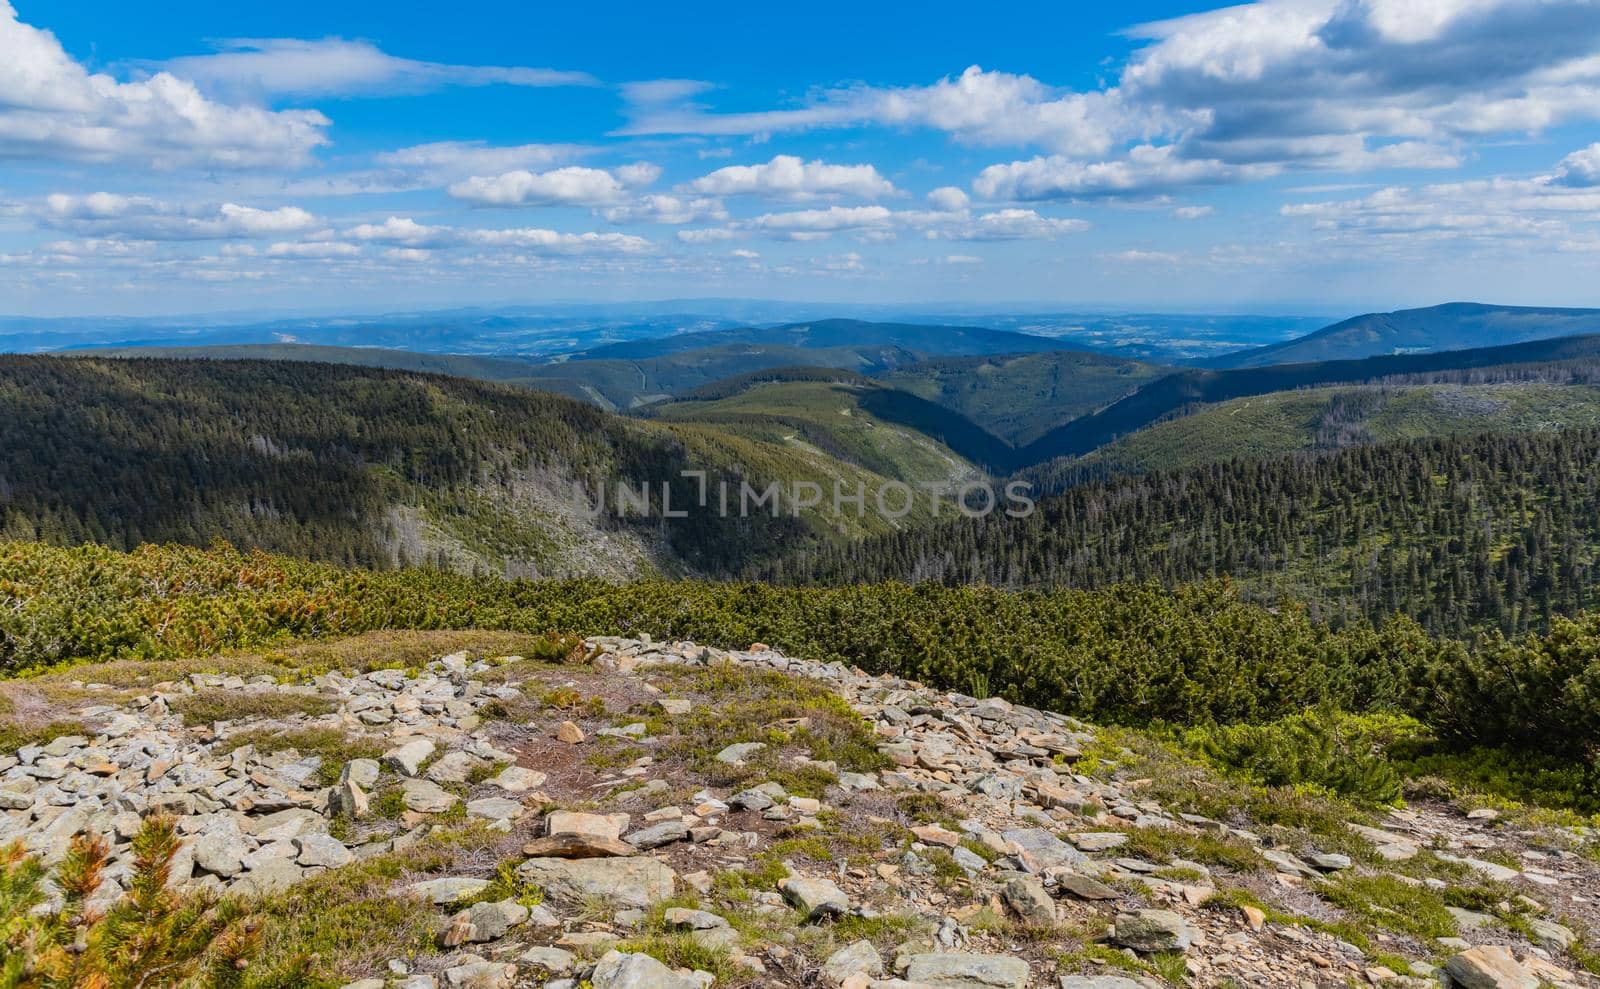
xmin=1185 ymin=710 xmax=1424 ymax=805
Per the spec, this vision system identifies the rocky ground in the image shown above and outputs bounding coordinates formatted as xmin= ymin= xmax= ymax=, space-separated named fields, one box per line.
xmin=3 ymin=634 xmax=1599 ymax=989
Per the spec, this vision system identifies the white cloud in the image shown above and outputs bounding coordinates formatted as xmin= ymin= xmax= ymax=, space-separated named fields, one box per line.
xmin=0 ymin=2 xmax=328 ymax=168
xmin=340 ymin=215 xmax=651 ymax=255
xmin=1554 ymin=143 xmax=1600 ymax=188
xmin=974 ymin=145 xmax=1268 ymax=201
xmin=619 ymin=0 xmax=1600 ymax=199
xmin=265 ymin=240 xmax=360 ymax=258
xmin=160 ymin=37 xmax=595 ymax=100
xmin=462 ymin=227 xmax=651 ymax=254
xmin=927 ymin=186 xmax=970 ymax=211
xmin=940 ymin=254 xmax=983 ymax=264
xmin=1104 ymin=249 xmax=1183 ymax=263
xmin=448 ymin=165 xmax=653 ymax=206
xmin=930 ymin=208 xmax=1089 ymax=241
xmin=1279 ymin=149 xmax=1600 ymax=251
xmin=39 ymin=193 xmax=319 ymax=240
xmin=601 ymin=195 xmax=727 ymax=225
xmin=740 ymin=204 xmax=1083 ymax=243
xmin=677 ymin=227 xmax=739 ymax=243
xmin=750 ymin=205 xmax=895 ymax=235
xmin=619 ymin=65 xmax=1122 ymax=156
xmin=346 ymin=216 xmax=450 ymax=246
xmin=730 ymin=248 xmax=760 ymax=259
xmin=685 ymin=155 xmax=896 ymax=200
xmin=1173 ymin=205 xmax=1215 ymax=219
xmin=374 ymin=141 xmax=581 ymax=175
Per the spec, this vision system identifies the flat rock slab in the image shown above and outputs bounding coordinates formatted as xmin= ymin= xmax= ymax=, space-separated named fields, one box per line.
xmin=516 ymin=856 xmax=676 ymax=909
xmin=904 ymin=952 xmax=1030 ymax=989
xmin=521 ymin=833 xmax=636 ymax=859
xmin=1444 ymin=947 xmax=1540 ymax=989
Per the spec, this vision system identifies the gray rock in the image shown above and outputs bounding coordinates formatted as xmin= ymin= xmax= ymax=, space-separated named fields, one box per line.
xmin=1058 ymin=979 xmax=1146 ymax=989
xmin=1003 ymin=829 xmax=1087 ymax=871
xmin=340 ymin=758 xmax=380 ymax=788
xmin=821 ymin=940 xmax=884 ymax=985
xmin=1054 ymin=871 xmax=1120 ymax=901
xmin=715 ymin=742 xmax=766 ymax=764
xmin=234 ymin=858 xmax=302 ymax=895
xmin=1528 ymin=916 xmax=1575 ymax=951
xmin=515 ymin=856 xmax=676 ymax=909
xmin=1003 ymin=877 xmax=1057 ymax=926
xmin=904 ymin=952 xmax=1030 ymax=989
xmin=778 ymin=875 xmax=849 ymax=920
xmin=1443 ymin=947 xmax=1539 ymax=989
xmin=450 ymin=899 xmax=529 ymax=943
xmin=1112 ymin=909 xmax=1196 ymax=953
xmin=663 ymin=907 xmax=728 ymax=930
xmin=1308 ymin=852 xmax=1352 ymax=871
xmin=426 ymin=751 xmax=482 ymax=784
xmin=490 ymin=766 xmax=546 ymax=792
xmin=401 ymin=778 xmax=458 ymax=814
xmin=518 ymin=946 xmax=575 ymax=975
xmin=625 ymin=819 xmax=689 ymax=850
xmin=295 ymin=833 xmax=354 ymax=868
xmin=382 ymin=738 xmax=436 ymax=777
xmin=440 ymin=961 xmax=514 ymax=989
xmin=729 ymin=788 xmax=776 ymax=811
xmin=192 ymin=833 xmax=246 ymax=878
xmin=406 ymin=876 xmax=492 ymax=905
xmin=465 ymin=796 xmax=523 ymax=821
xmin=590 ymin=950 xmax=702 ymax=989
xmin=1069 ymin=832 xmax=1128 ymax=852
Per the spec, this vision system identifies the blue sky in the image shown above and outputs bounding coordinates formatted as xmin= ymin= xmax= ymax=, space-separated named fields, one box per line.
xmin=4 ymin=0 xmax=1600 ymax=316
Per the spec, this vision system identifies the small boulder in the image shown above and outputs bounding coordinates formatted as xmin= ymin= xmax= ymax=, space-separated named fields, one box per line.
xmin=778 ymin=876 xmax=850 ymax=920
xmin=1003 ymin=877 xmax=1057 ymax=926
xmin=1444 ymin=947 xmax=1539 ymax=989
xmin=1112 ymin=909 xmax=1196 ymax=953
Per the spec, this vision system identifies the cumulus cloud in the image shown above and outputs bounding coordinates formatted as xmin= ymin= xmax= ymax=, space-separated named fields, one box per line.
xmin=449 ymin=165 xmax=657 ymax=206
xmin=749 ymin=205 xmax=895 ymax=235
xmin=685 ymin=155 xmax=897 ymax=200
xmin=264 ymin=240 xmax=360 ymax=258
xmin=677 ymin=227 xmax=739 ymax=243
xmin=1554 ymin=143 xmax=1600 ymax=188
xmin=160 ymin=37 xmax=595 ymax=100
xmin=600 ymin=195 xmax=727 ymax=225
xmin=39 ymin=193 xmax=319 ymax=240
xmin=974 ymin=145 xmax=1268 ymax=201
xmin=619 ymin=0 xmax=1600 ymax=200
xmin=929 ymin=208 xmax=1089 ymax=241
xmin=927 ymin=186 xmax=970 ymax=211
xmin=374 ymin=141 xmax=582 ymax=175
xmin=742 ymin=204 xmax=1084 ymax=242
xmin=0 ymin=2 xmax=329 ymax=168
xmin=341 ymin=215 xmax=651 ymax=255
xmin=1173 ymin=205 xmax=1215 ymax=219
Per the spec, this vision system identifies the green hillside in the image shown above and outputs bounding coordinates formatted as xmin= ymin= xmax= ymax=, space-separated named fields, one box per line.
xmin=875 ymin=350 xmax=1170 ymax=444
xmin=1018 ymin=332 xmax=1600 ymax=465
xmin=648 ymin=373 xmax=996 ymax=484
xmin=568 ymin=317 xmax=1079 ymax=361
xmin=0 ymin=356 xmax=948 ymax=580
xmin=510 ymin=342 xmax=923 ymax=410
xmin=781 ymin=426 xmax=1600 ymax=638
xmin=77 ymin=343 xmax=545 ymax=381
xmin=1059 ymin=381 xmax=1600 ymax=481
xmin=1216 ymin=302 xmax=1600 ymax=368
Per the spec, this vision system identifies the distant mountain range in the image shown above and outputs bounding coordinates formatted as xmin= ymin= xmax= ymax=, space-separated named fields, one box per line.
xmin=1213 ymin=303 xmax=1600 ymax=368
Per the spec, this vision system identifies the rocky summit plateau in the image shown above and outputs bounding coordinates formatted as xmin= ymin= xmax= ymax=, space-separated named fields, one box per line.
xmin=2 ymin=634 xmax=1597 ymax=989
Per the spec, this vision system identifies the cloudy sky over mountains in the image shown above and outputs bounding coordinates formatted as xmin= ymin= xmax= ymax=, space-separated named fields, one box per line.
xmin=3 ymin=0 xmax=1600 ymax=314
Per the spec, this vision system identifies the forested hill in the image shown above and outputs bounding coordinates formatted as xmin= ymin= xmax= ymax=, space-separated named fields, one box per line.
xmin=1016 ymin=332 xmax=1600 ymax=465
xmin=771 ymin=427 xmax=1600 ymax=637
xmin=0 ymin=356 xmax=891 ymax=578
